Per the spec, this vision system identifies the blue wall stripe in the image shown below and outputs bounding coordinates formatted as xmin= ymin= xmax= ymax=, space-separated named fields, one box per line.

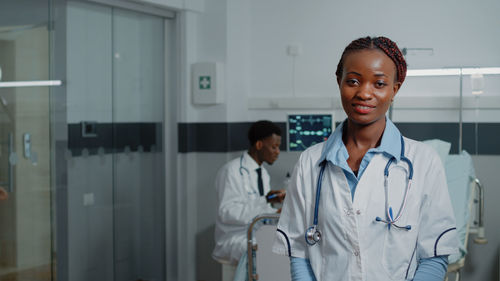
xmin=178 ymin=122 xmax=287 ymax=153
xmin=179 ymin=122 xmax=500 ymax=154
xmin=395 ymin=122 xmax=499 ymax=155
xmin=68 ymin=122 xmax=162 ymax=156
xmin=66 ymin=121 xmax=500 ymax=155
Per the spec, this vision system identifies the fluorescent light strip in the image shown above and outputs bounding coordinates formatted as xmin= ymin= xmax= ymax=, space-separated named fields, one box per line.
xmin=407 ymin=69 xmax=460 ymax=76
xmin=0 ymin=80 xmax=62 ymax=88
xmin=462 ymin=67 xmax=500 ymax=75
xmin=407 ymin=67 xmax=500 ymax=77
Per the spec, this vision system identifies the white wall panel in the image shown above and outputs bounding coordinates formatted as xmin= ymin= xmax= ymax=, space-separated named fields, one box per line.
xmin=248 ymin=0 xmax=500 ymax=104
xmin=177 ymin=8 xmax=229 ymax=123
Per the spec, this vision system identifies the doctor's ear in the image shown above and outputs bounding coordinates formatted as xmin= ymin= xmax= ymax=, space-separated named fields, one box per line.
xmin=393 ymin=82 xmax=401 ymax=95
xmin=255 ymin=140 xmax=263 ymax=150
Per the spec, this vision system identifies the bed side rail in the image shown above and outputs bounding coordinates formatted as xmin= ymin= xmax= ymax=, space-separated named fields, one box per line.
xmin=247 ymin=213 xmax=281 ymax=281
xmin=471 ymin=178 xmax=487 ymax=244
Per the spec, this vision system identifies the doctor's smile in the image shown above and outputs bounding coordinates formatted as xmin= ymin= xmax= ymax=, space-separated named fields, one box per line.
xmin=352 ymin=103 xmax=376 ymax=114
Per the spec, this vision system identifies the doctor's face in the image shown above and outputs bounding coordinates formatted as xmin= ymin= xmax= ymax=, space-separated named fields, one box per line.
xmin=257 ymin=134 xmax=281 ymax=165
xmin=337 ymin=49 xmax=401 ymax=127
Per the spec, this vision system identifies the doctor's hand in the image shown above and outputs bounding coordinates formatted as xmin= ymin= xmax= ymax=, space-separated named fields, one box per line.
xmin=266 ymin=189 xmax=286 ymax=203
xmin=0 ymin=187 xmax=8 ymax=201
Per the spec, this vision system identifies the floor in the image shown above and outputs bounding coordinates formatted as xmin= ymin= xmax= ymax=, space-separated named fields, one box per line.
xmin=0 ymin=263 xmax=52 ymax=281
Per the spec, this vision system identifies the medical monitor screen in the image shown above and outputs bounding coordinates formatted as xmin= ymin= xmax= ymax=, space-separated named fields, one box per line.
xmin=288 ymin=114 xmax=333 ymax=151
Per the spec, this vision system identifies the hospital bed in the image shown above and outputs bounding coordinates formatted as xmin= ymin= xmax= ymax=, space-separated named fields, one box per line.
xmin=246 ymin=141 xmax=487 ymax=281
xmin=443 ymin=150 xmax=487 ymax=281
xmin=421 ymin=140 xmax=488 ymax=280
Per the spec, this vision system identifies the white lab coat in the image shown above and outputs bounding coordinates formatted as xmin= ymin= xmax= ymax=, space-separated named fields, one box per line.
xmin=213 ymin=152 xmax=277 ymax=265
xmin=273 ymin=137 xmax=458 ymax=281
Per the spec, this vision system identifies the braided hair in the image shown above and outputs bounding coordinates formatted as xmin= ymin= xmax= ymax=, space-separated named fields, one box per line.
xmin=335 ymin=36 xmax=407 ymax=85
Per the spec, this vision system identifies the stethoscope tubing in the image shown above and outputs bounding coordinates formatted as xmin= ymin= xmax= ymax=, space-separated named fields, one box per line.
xmin=313 ymin=161 xmax=328 ymax=226
xmin=306 ymin=136 xmax=414 ymax=245
xmin=382 ymin=137 xmax=413 ymax=225
xmin=239 ymin=154 xmax=250 ymax=176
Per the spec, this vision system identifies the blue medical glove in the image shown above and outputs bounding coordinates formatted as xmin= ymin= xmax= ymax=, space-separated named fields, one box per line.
xmin=290 ymin=256 xmax=317 ymax=281
xmin=412 ymin=255 xmax=448 ymax=281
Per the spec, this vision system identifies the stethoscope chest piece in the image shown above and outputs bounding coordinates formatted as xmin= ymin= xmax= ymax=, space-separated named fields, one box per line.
xmin=305 ymin=226 xmax=322 ymax=245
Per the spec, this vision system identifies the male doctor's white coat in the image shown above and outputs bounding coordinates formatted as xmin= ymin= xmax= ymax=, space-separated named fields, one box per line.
xmin=213 ymin=152 xmax=277 ymax=265
xmin=273 ymin=137 xmax=458 ymax=281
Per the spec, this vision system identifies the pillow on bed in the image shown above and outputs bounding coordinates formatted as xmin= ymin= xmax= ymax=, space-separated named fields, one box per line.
xmin=422 ymin=139 xmax=451 ymax=165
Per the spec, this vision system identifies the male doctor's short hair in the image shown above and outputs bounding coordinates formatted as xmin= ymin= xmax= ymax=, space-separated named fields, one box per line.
xmin=335 ymin=36 xmax=407 ymax=85
xmin=248 ymin=120 xmax=282 ymax=146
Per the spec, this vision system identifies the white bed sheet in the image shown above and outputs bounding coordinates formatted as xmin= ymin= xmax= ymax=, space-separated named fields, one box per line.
xmin=444 ymin=151 xmax=475 ymax=264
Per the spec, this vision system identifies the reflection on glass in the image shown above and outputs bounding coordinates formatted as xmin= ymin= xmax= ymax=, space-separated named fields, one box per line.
xmin=0 ymin=1 xmax=53 ymax=280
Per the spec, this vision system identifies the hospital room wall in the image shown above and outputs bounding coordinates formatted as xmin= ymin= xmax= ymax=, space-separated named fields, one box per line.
xmin=174 ymin=1 xmax=500 ymax=280
xmin=179 ymin=0 xmax=500 ymax=124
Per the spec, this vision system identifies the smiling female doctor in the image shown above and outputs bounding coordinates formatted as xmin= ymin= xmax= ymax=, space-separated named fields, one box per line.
xmin=272 ymin=36 xmax=458 ymax=281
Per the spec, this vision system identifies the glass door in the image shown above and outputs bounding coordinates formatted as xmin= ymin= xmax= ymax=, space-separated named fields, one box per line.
xmin=112 ymin=8 xmax=165 ymax=281
xmin=65 ymin=2 xmax=166 ymax=280
xmin=0 ymin=1 xmax=55 ymax=280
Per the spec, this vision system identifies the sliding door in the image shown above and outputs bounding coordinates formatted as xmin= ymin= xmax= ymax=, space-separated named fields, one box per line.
xmin=66 ymin=2 xmax=165 ymax=280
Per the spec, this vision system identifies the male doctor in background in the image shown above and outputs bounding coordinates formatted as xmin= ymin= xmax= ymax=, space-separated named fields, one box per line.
xmin=212 ymin=120 xmax=286 ymax=281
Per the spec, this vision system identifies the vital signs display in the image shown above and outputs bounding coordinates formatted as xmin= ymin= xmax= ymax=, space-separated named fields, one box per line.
xmin=288 ymin=114 xmax=333 ymax=151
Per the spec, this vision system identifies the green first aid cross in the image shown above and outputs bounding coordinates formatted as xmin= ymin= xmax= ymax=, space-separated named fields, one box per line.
xmin=199 ymin=76 xmax=211 ymax=89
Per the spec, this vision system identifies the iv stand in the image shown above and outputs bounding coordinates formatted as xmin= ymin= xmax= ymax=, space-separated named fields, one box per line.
xmin=459 ymin=68 xmax=463 ymax=153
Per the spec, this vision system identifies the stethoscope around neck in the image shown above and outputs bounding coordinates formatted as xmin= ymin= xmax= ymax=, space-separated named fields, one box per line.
xmin=305 ymin=136 xmax=414 ymax=246
xmin=239 ymin=154 xmax=250 ymax=176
